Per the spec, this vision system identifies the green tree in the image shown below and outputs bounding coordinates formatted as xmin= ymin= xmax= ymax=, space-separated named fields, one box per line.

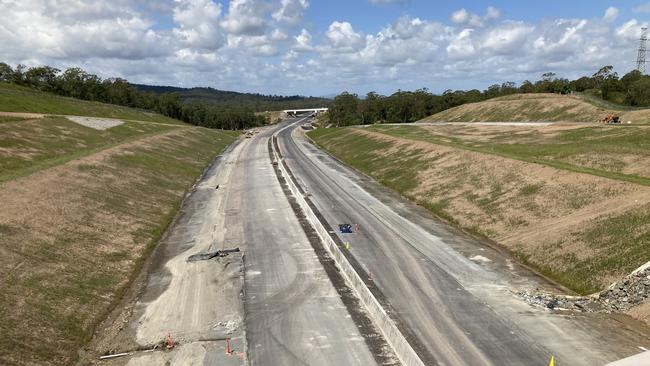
xmin=329 ymin=92 xmax=360 ymax=126
xmin=621 ymin=70 xmax=643 ymax=90
xmin=570 ymin=76 xmax=595 ymax=92
xmin=24 ymin=66 xmax=60 ymax=91
xmin=519 ymin=80 xmax=535 ymax=93
xmin=358 ymin=91 xmax=384 ymax=124
xmin=0 ymin=62 xmax=13 ymax=82
xmin=386 ymin=90 xmax=414 ymax=123
xmin=626 ymin=77 xmax=650 ymax=106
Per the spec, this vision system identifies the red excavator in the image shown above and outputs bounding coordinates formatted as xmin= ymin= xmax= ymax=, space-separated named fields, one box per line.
xmin=601 ymin=114 xmax=621 ymax=124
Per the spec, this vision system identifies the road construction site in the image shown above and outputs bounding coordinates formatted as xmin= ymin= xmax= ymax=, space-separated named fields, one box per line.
xmin=87 ymin=117 xmax=650 ymax=365
xmin=87 ymin=119 xmax=388 ymax=365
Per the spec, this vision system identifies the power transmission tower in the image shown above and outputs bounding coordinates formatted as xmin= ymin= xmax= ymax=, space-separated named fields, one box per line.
xmin=637 ymin=27 xmax=648 ymax=74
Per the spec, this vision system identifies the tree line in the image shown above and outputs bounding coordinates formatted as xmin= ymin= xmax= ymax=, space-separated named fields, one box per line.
xmin=134 ymin=84 xmax=331 ymax=112
xmin=0 ymin=62 xmax=266 ymax=130
xmin=327 ymin=66 xmax=650 ymax=127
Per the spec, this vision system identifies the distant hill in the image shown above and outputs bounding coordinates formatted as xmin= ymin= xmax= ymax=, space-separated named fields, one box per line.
xmin=132 ymin=84 xmax=330 ymax=112
xmin=419 ymin=93 xmax=650 ymax=124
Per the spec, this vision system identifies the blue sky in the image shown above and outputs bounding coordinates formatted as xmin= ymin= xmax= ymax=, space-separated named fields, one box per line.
xmin=1 ymin=0 xmax=649 ymax=96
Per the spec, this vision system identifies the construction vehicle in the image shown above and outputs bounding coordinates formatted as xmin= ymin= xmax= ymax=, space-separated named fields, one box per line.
xmin=601 ymin=114 xmax=621 ymax=124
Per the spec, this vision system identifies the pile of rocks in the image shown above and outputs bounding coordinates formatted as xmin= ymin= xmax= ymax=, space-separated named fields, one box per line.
xmin=518 ymin=264 xmax=650 ymax=313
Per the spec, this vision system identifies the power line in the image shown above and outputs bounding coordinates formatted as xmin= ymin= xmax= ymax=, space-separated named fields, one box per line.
xmin=637 ymin=27 xmax=647 ymax=74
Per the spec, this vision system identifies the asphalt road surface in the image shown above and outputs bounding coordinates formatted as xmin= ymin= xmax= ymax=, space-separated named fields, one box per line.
xmin=277 ymin=117 xmax=650 ymax=366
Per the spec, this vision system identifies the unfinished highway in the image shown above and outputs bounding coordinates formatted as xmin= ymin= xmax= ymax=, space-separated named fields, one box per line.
xmin=112 ymin=120 xmax=389 ymax=365
xmin=107 ymin=117 xmax=650 ymax=366
xmin=274 ymin=117 xmax=650 ymax=365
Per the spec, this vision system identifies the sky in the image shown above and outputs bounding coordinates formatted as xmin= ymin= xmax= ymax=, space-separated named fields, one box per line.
xmin=1 ymin=0 xmax=649 ymax=96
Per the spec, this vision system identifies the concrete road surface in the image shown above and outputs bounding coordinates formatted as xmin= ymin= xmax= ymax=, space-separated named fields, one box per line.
xmin=116 ymin=121 xmax=389 ymax=366
xmin=277 ymin=118 xmax=650 ymax=366
xmin=236 ymin=124 xmax=389 ymax=365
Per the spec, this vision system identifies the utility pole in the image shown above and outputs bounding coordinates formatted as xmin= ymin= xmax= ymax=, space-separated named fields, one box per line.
xmin=637 ymin=27 xmax=648 ymax=74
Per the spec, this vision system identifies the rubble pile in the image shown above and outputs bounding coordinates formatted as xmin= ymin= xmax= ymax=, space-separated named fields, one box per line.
xmin=518 ymin=265 xmax=650 ymax=313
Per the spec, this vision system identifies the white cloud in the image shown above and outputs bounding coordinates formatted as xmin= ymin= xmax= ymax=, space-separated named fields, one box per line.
xmin=324 ymin=21 xmax=365 ymax=52
xmin=173 ymin=0 xmax=224 ymax=50
xmin=447 ymin=29 xmax=475 ymax=58
xmin=273 ymin=0 xmax=309 ymax=26
xmin=220 ymin=0 xmax=268 ymax=35
xmin=481 ymin=22 xmax=533 ymax=54
xmin=603 ymin=7 xmax=619 ymax=23
xmin=450 ymin=7 xmax=500 ymax=28
xmin=451 ymin=8 xmax=470 ymax=24
xmin=293 ymin=29 xmax=313 ymax=51
xmin=0 ymin=0 xmax=167 ymax=61
xmin=0 ymin=1 xmax=647 ymax=96
xmin=615 ymin=19 xmax=648 ymax=41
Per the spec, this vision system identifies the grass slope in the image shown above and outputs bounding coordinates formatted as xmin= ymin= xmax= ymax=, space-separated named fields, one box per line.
xmin=308 ymin=126 xmax=650 ymax=294
xmin=0 ymin=117 xmax=180 ymax=183
xmin=421 ymin=93 xmax=650 ymax=124
xmin=0 ymin=90 xmax=239 ymax=365
xmin=368 ymin=124 xmax=650 ymax=186
xmin=0 ymin=127 xmax=238 ymax=365
xmin=0 ymin=83 xmax=183 ymax=124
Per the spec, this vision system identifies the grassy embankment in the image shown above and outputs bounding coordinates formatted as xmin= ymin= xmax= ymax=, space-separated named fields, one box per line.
xmin=0 ymin=82 xmax=183 ymax=124
xmin=308 ymin=121 xmax=650 ymax=295
xmin=421 ymin=93 xmax=650 ymax=124
xmin=0 ymin=88 xmax=238 ymax=365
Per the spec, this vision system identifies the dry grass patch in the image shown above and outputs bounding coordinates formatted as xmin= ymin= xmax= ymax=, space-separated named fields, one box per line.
xmin=0 ymin=127 xmax=237 ymax=365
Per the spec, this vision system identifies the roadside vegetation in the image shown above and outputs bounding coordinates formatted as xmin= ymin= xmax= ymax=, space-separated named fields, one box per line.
xmin=134 ymin=83 xmax=330 ymax=111
xmin=325 ymin=66 xmax=650 ymax=126
xmin=308 ymin=125 xmax=650 ymax=295
xmin=0 ymin=62 xmax=266 ymax=129
xmin=0 ymin=83 xmax=182 ymax=124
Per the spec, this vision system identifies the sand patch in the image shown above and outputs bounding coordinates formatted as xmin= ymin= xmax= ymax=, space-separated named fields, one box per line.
xmin=67 ymin=116 xmax=124 ymax=130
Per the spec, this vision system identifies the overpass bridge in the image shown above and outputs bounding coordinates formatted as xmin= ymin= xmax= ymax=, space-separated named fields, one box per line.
xmin=283 ymin=108 xmax=328 ymax=117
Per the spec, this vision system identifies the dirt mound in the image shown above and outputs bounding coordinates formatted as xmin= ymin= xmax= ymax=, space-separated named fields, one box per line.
xmin=420 ymin=93 xmax=650 ymax=124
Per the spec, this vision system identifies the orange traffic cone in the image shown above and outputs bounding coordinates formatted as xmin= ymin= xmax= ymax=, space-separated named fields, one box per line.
xmin=165 ymin=333 xmax=175 ymax=350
